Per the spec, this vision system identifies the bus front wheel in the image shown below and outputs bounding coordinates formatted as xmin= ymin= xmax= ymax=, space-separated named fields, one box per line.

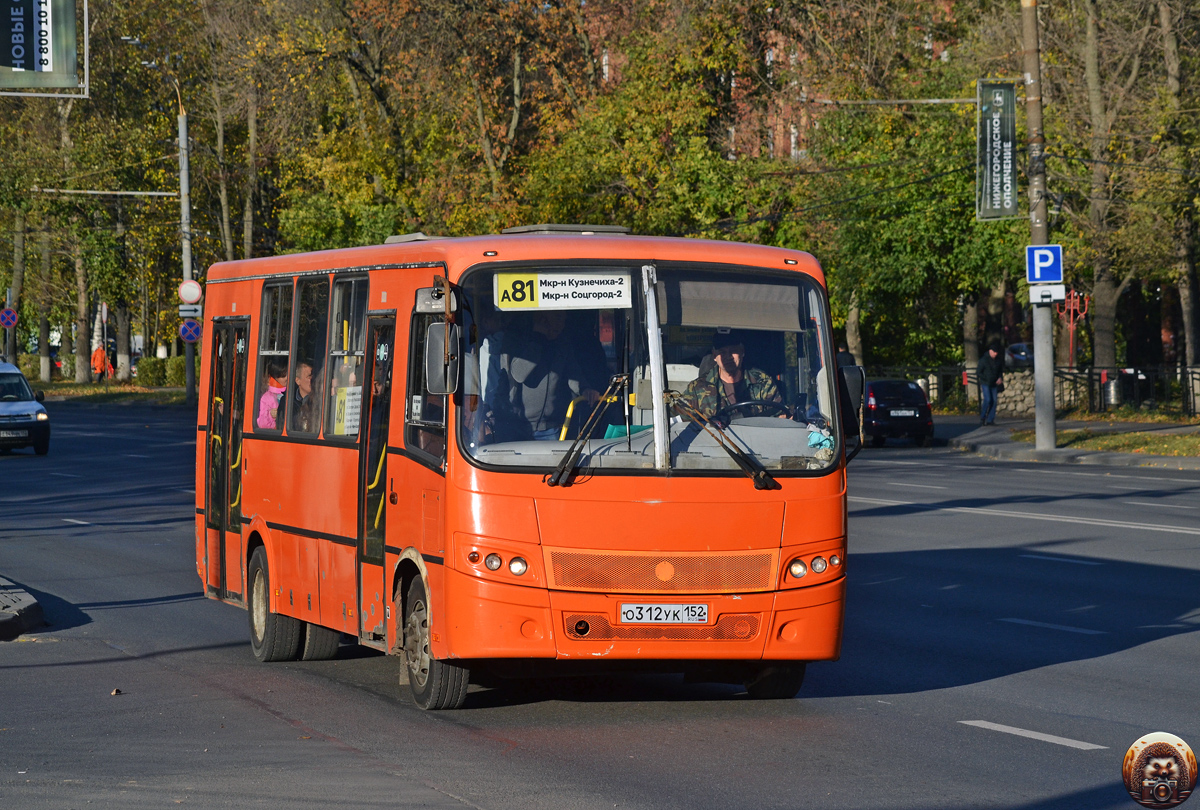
xmin=247 ymin=547 xmax=302 ymax=663
xmin=401 ymin=579 xmax=469 ymax=710
xmin=744 ymin=663 xmax=806 ymax=699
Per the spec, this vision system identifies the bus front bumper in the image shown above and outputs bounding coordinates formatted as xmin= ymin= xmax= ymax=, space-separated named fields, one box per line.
xmin=440 ymin=567 xmax=844 ymax=663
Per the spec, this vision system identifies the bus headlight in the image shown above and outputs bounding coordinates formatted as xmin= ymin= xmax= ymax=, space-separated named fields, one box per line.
xmin=508 ymin=557 xmax=528 ymax=576
xmin=484 ymin=553 xmax=502 ymax=571
xmin=810 ymin=556 xmax=828 ymax=574
xmin=788 ymin=558 xmax=807 ymax=578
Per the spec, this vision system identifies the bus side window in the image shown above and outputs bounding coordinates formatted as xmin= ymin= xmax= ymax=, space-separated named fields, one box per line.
xmin=254 ymin=282 xmax=293 ymax=432
xmin=405 ymin=313 xmax=447 ymax=465
xmin=289 ymin=277 xmax=330 ymax=436
xmin=325 ymin=277 xmax=369 ymax=440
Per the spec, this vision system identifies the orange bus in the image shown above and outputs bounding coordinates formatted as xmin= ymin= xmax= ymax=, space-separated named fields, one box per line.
xmin=195 ymin=225 xmax=864 ymax=709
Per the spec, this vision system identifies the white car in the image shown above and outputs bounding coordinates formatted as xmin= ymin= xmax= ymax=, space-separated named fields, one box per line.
xmin=0 ymin=362 xmax=50 ymax=455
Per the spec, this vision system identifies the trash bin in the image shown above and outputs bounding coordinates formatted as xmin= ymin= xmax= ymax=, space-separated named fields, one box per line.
xmin=1104 ymin=379 xmax=1121 ymax=409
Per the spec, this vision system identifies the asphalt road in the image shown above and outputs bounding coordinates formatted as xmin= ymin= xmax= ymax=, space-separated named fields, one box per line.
xmin=1 ymin=404 xmax=1198 ymax=809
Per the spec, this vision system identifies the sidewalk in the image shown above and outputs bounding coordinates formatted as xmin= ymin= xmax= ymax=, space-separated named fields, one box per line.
xmin=945 ymin=416 xmax=1200 ymax=470
xmin=0 ymin=575 xmax=44 ymax=641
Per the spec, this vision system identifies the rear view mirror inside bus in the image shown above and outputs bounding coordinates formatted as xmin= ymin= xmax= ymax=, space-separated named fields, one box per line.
xmin=415 ymin=286 xmax=457 ymax=315
xmin=424 ymin=322 xmax=460 ymax=395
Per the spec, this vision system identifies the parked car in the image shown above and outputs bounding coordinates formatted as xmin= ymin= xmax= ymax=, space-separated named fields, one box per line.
xmin=863 ymin=379 xmax=933 ymax=447
xmin=1005 ymin=342 xmax=1033 ymax=369
xmin=0 ymin=362 xmax=50 ymax=455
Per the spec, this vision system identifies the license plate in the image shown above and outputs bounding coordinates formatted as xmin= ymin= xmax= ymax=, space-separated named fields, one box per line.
xmin=619 ymin=604 xmax=708 ymax=624
xmin=890 ymin=409 xmax=916 ymax=417
xmin=0 ymin=430 xmax=28 ymax=438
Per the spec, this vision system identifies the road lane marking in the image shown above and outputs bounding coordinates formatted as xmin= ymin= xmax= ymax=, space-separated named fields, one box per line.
xmin=998 ymin=618 xmax=1107 ymax=635
xmin=958 ymin=721 xmax=1106 ymax=750
xmin=888 ymin=482 xmax=948 ymax=490
xmin=1107 ymin=485 xmax=1150 ymax=490
xmin=1015 ymin=468 xmax=1198 ymax=485
xmin=62 ymin=519 xmax=90 ymax=526
xmin=848 ymin=496 xmax=1200 ymax=536
xmin=1019 ymin=554 xmax=1103 ymax=566
xmin=860 ymin=460 xmax=926 ymax=466
xmin=124 ymin=454 xmax=151 ymax=458
xmin=48 ymin=473 xmax=81 ymax=478
xmin=861 ymin=577 xmax=904 ymax=586
xmin=1123 ymin=500 xmax=1195 ymax=510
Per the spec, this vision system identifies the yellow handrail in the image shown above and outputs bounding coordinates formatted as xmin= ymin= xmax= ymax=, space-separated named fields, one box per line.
xmin=558 ymin=393 xmax=620 ymax=441
xmin=368 ymin=447 xmax=386 ymax=490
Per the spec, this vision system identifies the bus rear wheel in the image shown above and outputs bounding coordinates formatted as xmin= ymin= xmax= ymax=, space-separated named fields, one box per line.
xmin=300 ymin=623 xmax=341 ymax=661
xmin=247 ymin=547 xmax=302 ymax=663
xmin=401 ymin=578 xmax=469 ymax=710
xmin=744 ymin=663 xmax=806 ymax=699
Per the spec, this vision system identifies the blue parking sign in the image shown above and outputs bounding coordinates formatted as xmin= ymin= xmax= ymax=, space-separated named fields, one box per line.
xmin=1026 ymin=244 xmax=1063 ymax=284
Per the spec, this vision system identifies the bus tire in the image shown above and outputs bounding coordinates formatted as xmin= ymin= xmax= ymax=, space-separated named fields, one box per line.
xmin=402 ymin=578 xmax=469 ymax=710
xmin=300 ymin=623 xmax=341 ymax=661
xmin=744 ymin=663 xmax=806 ymax=700
xmin=247 ymin=547 xmax=302 ymax=663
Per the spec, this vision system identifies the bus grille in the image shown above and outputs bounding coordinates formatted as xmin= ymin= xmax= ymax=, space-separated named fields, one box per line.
xmin=545 ymin=548 xmax=777 ymax=593
xmin=564 ymin=613 xmax=761 ymax=641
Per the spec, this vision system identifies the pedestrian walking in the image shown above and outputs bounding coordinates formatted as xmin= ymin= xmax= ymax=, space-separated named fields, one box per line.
xmin=977 ymin=341 xmax=1004 ymax=425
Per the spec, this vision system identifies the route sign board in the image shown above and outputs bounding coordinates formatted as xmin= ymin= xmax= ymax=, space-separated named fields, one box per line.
xmin=0 ymin=308 xmax=16 ymax=329
xmin=1026 ymin=244 xmax=1064 ymax=284
xmin=178 ymin=304 xmax=203 ymax=318
xmin=180 ymin=319 xmax=202 ymax=343
xmin=179 ymin=280 xmax=203 ymax=304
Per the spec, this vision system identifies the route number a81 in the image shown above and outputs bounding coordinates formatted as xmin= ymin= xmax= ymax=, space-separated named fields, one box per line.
xmin=496 ymin=274 xmax=539 ymax=308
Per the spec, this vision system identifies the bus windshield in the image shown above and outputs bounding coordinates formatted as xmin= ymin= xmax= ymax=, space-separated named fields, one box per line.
xmin=457 ymin=263 xmax=840 ymax=475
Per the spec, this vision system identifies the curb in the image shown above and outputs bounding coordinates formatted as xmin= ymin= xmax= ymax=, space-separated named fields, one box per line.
xmin=950 ymin=429 xmax=1200 ymax=471
xmin=0 ymin=576 xmax=43 ymax=641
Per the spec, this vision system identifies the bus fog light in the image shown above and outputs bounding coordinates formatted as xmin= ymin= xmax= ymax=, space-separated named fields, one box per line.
xmin=811 ymin=556 xmax=827 ymax=574
xmin=508 ymin=557 xmax=528 ymax=576
xmin=467 ymin=551 xmax=480 ymax=564
xmin=830 ymin=554 xmax=841 ymax=567
xmin=484 ymin=553 xmax=502 ymax=571
xmin=788 ymin=558 xmax=807 ymax=578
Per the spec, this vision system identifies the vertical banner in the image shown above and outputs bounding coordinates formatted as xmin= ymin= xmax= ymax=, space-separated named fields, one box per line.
xmin=976 ymin=80 xmax=1018 ymax=220
xmin=1 ymin=0 xmax=77 ymax=88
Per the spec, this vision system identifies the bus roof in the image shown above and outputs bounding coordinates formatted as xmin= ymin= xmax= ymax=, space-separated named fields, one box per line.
xmin=204 ymin=233 xmax=826 ymax=287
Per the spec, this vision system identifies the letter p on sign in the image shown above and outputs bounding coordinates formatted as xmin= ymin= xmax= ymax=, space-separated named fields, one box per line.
xmin=1026 ymin=244 xmax=1063 ymax=284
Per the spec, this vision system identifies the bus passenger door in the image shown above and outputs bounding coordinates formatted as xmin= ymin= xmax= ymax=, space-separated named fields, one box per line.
xmin=357 ymin=317 xmax=395 ymax=643
xmin=204 ymin=320 xmax=249 ymax=601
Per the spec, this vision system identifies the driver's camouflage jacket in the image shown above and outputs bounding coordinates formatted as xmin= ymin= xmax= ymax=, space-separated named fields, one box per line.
xmin=680 ymin=366 xmax=781 ymax=420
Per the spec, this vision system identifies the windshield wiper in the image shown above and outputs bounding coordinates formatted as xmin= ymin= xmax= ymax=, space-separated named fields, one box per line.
xmin=665 ymin=392 xmax=780 ymax=491
xmin=546 ymin=373 xmax=631 ymax=488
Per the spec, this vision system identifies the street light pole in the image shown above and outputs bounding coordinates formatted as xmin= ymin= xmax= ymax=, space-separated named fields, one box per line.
xmin=1022 ymin=0 xmax=1056 ymax=451
xmin=177 ymin=93 xmax=196 ymax=406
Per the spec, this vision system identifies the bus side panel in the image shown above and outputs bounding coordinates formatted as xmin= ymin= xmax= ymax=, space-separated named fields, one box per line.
xmin=319 ymin=539 xmax=357 ymax=633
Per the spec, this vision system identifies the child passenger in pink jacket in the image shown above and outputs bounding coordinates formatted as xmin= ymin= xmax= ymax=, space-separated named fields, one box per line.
xmin=256 ymin=360 xmax=288 ymax=429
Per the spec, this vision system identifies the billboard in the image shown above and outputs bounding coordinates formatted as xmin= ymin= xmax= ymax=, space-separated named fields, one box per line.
xmin=1 ymin=0 xmax=78 ymax=89
xmin=976 ymin=81 xmax=1018 ymax=220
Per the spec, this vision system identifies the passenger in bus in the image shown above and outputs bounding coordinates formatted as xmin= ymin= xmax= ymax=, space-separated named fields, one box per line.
xmin=256 ymin=360 xmax=288 ymax=429
xmin=683 ymin=328 xmax=782 ymax=421
xmin=496 ymin=309 xmax=602 ymax=441
xmin=291 ymin=360 xmax=319 ymax=433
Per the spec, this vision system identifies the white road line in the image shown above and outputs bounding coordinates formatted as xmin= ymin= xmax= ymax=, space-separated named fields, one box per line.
xmin=1123 ymin=500 xmax=1196 ymax=510
xmin=998 ymin=618 xmax=1107 ymax=635
xmin=48 ymin=472 xmax=81 ymax=478
xmin=1019 ymin=554 xmax=1103 ymax=566
xmin=888 ymin=482 xmax=948 ymax=490
xmin=178 ymin=489 xmax=195 ymax=494
xmin=1107 ymin=485 xmax=1149 ymax=490
xmin=862 ymin=577 xmax=904 ymax=586
xmin=124 ymin=454 xmax=151 ymax=458
xmin=62 ymin=518 xmax=90 ymax=526
xmin=959 ymin=721 xmax=1107 ymax=750
xmin=848 ymin=495 xmax=1200 ymax=537
xmin=1015 ymin=467 xmax=1197 ymax=485
xmin=860 ymin=459 xmax=926 ymax=465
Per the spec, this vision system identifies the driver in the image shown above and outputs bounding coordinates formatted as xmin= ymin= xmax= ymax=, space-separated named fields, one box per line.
xmin=682 ymin=328 xmax=782 ymax=421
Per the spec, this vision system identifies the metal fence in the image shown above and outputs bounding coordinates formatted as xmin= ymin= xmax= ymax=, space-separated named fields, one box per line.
xmin=864 ymin=364 xmax=1200 ymax=417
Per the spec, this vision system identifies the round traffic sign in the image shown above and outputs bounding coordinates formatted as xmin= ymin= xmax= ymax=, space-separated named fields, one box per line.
xmin=180 ymin=319 xmax=202 ymax=343
xmin=0 ymin=308 xmax=16 ymax=329
xmin=179 ymin=279 xmax=203 ymax=304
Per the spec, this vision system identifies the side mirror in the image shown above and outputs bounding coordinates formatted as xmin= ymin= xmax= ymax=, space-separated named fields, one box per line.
xmin=415 ymin=286 xmax=458 ymax=315
xmin=838 ymin=365 xmax=866 ymax=462
xmin=35 ymin=390 xmax=45 ymax=403
xmin=424 ymin=322 xmax=460 ymax=395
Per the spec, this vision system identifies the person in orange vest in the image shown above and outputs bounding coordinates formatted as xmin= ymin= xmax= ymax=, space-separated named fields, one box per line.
xmin=90 ymin=345 xmax=113 ymax=380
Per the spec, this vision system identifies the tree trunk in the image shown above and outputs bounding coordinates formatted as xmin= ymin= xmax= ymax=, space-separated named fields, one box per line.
xmin=114 ymin=303 xmax=132 ymax=382
xmin=845 ymin=292 xmax=862 ymax=367
xmin=962 ymin=294 xmax=979 ymax=401
xmin=212 ymin=80 xmax=235 ymax=262
xmin=37 ymin=230 xmax=51 ymax=383
xmin=984 ymin=276 xmax=1005 ymax=350
xmin=74 ymin=238 xmax=89 ymax=383
xmin=7 ymin=209 xmax=25 ymax=363
xmin=1182 ymin=271 xmax=1198 ymax=367
xmin=243 ymin=89 xmax=257 ymax=260
xmin=344 ymin=63 xmax=385 ymax=201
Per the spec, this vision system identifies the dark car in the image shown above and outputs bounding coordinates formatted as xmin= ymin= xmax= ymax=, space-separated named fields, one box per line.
xmin=863 ymin=379 xmax=933 ymax=447
xmin=1005 ymin=342 xmax=1033 ymax=369
xmin=0 ymin=362 xmax=50 ymax=455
